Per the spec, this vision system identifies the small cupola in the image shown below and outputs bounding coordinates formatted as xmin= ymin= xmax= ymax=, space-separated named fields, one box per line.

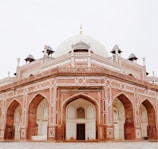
xmin=24 ymin=54 xmax=35 ymax=63
xmin=111 ymin=45 xmax=122 ymax=62
xmin=111 ymin=45 xmax=122 ymax=54
xmin=42 ymin=45 xmax=54 ymax=56
xmin=128 ymin=53 xmax=138 ymax=62
xmin=72 ymin=41 xmax=90 ymax=52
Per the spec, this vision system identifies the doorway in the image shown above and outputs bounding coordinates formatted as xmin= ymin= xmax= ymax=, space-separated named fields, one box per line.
xmin=77 ymin=124 xmax=85 ymax=140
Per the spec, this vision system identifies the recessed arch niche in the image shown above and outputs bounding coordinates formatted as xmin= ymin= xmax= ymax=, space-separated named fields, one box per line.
xmin=139 ymin=100 xmax=157 ymax=140
xmin=27 ymin=94 xmax=48 ymax=140
xmin=5 ymin=100 xmax=22 ymax=140
xmin=65 ymin=98 xmax=96 ymax=140
xmin=113 ymin=94 xmax=134 ymax=140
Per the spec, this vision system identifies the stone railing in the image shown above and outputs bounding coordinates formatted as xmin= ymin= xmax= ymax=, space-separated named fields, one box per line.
xmin=0 ymin=77 xmax=17 ymax=87
xmin=146 ymin=76 xmax=158 ymax=84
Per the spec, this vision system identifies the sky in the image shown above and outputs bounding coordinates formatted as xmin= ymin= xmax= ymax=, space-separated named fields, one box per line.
xmin=0 ymin=0 xmax=158 ymax=78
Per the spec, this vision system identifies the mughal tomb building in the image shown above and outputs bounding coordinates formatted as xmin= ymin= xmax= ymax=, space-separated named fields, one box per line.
xmin=0 ymin=29 xmax=158 ymax=142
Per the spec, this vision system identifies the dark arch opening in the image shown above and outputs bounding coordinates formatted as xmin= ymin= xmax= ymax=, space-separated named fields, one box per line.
xmin=142 ymin=100 xmax=157 ymax=140
xmin=115 ymin=94 xmax=135 ymax=140
xmin=5 ymin=100 xmax=21 ymax=140
xmin=27 ymin=94 xmax=44 ymax=140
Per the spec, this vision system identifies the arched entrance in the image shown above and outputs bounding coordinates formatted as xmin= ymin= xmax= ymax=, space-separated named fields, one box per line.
xmin=27 ymin=94 xmax=48 ymax=140
xmin=65 ymin=98 xmax=96 ymax=141
xmin=139 ymin=100 xmax=157 ymax=140
xmin=113 ymin=94 xmax=134 ymax=140
xmin=5 ymin=100 xmax=22 ymax=140
xmin=113 ymin=98 xmax=125 ymax=140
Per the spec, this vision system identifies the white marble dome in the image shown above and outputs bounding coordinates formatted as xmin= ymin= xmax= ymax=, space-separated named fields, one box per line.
xmin=54 ymin=34 xmax=108 ymax=58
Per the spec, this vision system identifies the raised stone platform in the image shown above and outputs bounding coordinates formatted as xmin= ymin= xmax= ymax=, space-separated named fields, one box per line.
xmin=32 ymin=135 xmax=47 ymax=141
xmin=0 ymin=141 xmax=158 ymax=149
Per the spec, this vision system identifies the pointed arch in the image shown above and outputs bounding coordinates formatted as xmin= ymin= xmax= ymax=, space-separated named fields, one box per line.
xmin=63 ymin=93 xmax=98 ymax=108
xmin=27 ymin=93 xmax=48 ymax=140
xmin=140 ymin=99 xmax=155 ymax=115
xmin=6 ymin=98 xmax=22 ymax=111
xmin=139 ymin=99 xmax=157 ymax=140
xmin=62 ymin=93 xmax=98 ymax=141
xmin=113 ymin=93 xmax=134 ymax=123
xmin=113 ymin=92 xmax=133 ymax=104
xmin=28 ymin=92 xmax=49 ymax=107
xmin=113 ymin=93 xmax=135 ymax=140
xmin=5 ymin=100 xmax=22 ymax=140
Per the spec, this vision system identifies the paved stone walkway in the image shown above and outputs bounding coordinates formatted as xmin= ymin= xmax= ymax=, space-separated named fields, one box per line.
xmin=0 ymin=141 xmax=158 ymax=149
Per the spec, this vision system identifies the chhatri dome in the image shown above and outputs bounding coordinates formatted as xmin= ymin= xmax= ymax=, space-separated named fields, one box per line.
xmin=54 ymin=26 xmax=108 ymax=58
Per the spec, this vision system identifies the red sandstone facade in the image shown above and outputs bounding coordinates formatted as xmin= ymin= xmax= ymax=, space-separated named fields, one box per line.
xmin=0 ymin=33 xmax=158 ymax=141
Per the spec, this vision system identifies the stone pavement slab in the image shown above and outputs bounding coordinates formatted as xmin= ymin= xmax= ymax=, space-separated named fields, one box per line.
xmin=0 ymin=142 xmax=158 ymax=149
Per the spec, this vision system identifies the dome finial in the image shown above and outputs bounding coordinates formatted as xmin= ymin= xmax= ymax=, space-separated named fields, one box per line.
xmin=80 ymin=24 xmax=83 ymax=35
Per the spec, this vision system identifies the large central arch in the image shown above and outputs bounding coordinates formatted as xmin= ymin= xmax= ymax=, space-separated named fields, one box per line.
xmin=63 ymin=93 xmax=98 ymax=141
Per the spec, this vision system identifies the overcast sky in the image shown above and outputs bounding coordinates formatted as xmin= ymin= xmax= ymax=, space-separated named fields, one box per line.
xmin=0 ymin=0 xmax=158 ymax=78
